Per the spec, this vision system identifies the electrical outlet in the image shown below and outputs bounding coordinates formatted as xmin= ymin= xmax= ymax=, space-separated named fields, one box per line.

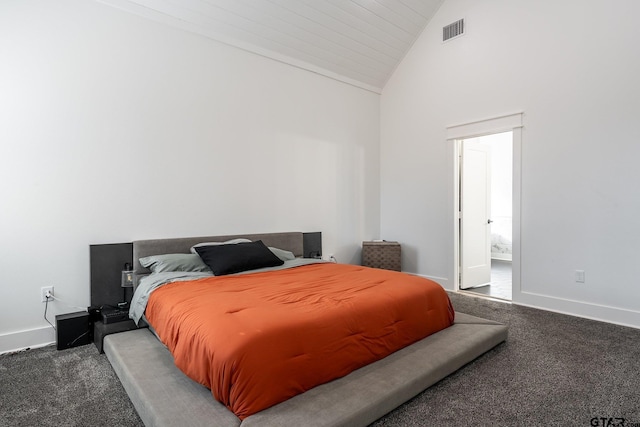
xmin=41 ymin=286 xmax=54 ymax=303
xmin=575 ymin=270 xmax=585 ymax=283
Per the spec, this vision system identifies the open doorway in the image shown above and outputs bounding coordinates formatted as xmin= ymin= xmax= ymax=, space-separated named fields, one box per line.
xmin=448 ymin=112 xmax=522 ymax=303
xmin=459 ymin=132 xmax=512 ymax=300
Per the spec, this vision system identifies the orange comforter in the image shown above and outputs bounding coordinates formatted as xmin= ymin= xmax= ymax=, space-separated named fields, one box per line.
xmin=145 ymin=263 xmax=454 ymax=419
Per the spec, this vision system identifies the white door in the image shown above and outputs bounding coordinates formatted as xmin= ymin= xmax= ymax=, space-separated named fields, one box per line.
xmin=460 ymin=141 xmax=492 ymax=289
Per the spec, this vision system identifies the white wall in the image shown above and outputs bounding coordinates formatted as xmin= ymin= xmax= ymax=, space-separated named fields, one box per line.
xmin=381 ymin=0 xmax=640 ymax=327
xmin=0 ymin=0 xmax=380 ymax=352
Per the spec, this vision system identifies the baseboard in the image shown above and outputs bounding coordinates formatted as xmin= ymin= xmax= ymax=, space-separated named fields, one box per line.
xmin=514 ymin=291 xmax=640 ymax=330
xmin=408 ymin=273 xmax=449 ymax=288
xmin=491 ymin=254 xmax=512 ymax=261
xmin=0 ymin=326 xmax=55 ymax=355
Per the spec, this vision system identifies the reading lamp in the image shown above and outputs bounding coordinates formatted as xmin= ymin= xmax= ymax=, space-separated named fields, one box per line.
xmin=120 ymin=262 xmax=134 ymax=308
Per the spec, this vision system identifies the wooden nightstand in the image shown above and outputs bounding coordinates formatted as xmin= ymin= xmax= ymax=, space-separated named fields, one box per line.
xmin=362 ymin=241 xmax=401 ymax=271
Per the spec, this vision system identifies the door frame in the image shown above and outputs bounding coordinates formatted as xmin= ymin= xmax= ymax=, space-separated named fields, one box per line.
xmin=448 ymin=112 xmax=523 ymax=300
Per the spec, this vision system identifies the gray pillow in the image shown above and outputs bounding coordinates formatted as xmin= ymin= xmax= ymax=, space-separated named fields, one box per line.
xmin=139 ymin=253 xmax=211 ymax=273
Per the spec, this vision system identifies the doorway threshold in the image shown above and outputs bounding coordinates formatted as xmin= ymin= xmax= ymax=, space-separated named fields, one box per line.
xmin=457 ymin=289 xmax=512 ymax=304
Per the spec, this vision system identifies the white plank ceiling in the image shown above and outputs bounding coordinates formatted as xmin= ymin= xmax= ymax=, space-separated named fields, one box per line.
xmin=98 ymin=0 xmax=444 ymax=93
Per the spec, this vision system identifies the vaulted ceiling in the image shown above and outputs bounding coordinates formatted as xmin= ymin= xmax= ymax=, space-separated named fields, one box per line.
xmin=98 ymin=0 xmax=444 ymax=93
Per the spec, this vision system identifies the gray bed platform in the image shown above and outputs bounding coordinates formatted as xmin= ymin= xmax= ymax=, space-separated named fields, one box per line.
xmin=103 ymin=232 xmax=507 ymax=426
xmin=105 ymin=312 xmax=506 ymax=427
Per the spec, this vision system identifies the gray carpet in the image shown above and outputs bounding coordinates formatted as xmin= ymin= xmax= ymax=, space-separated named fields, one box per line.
xmin=0 ymin=343 xmax=143 ymax=427
xmin=1 ymin=293 xmax=639 ymax=426
xmin=372 ymin=293 xmax=640 ymax=426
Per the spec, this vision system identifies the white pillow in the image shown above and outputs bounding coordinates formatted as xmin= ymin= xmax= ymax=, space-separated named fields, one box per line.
xmin=268 ymin=247 xmax=295 ymax=261
xmin=190 ymin=238 xmax=252 ymax=254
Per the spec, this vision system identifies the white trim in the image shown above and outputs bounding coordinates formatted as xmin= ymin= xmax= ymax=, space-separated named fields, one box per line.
xmin=407 ymin=273 xmax=449 ymax=287
xmin=511 ymin=126 xmax=522 ymax=301
xmin=514 ymin=292 xmax=640 ymax=330
xmin=447 ymin=112 xmax=523 ymax=140
xmin=0 ymin=326 xmax=55 ymax=355
xmin=453 ymin=139 xmax=461 ymax=293
xmin=450 ymin=113 xmax=523 ymax=301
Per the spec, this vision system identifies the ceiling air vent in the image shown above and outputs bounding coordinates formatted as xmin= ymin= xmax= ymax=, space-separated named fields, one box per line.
xmin=443 ymin=19 xmax=464 ymax=42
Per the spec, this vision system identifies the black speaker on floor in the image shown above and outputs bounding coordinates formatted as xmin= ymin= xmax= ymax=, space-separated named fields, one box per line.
xmin=303 ymin=232 xmax=322 ymax=258
xmin=56 ymin=311 xmax=91 ymax=350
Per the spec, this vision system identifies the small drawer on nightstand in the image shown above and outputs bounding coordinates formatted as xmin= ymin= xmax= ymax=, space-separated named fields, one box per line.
xmin=362 ymin=241 xmax=401 ymax=271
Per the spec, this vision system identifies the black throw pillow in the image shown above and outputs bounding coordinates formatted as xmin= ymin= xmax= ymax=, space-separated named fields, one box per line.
xmin=194 ymin=240 xmax=284 ymax=276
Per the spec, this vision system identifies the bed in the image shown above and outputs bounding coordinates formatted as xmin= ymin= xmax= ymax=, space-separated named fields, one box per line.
xmin=103 ymin=232 xmax=507 ymax=426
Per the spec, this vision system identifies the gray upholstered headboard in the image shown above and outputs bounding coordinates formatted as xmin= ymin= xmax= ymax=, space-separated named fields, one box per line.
xmin=132 ymin=232 xmax=304 ymax=276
